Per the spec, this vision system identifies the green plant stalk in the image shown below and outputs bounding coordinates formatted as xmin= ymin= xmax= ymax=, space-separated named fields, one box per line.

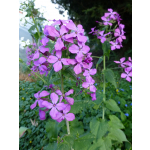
xmin=31 ymin=12 xmax=41 ymax=40
xmin=61 ymin=69 xmax=70 ymax=135
xmin=102 ymin=55 xmax=106 ymax=119
xmin=20 ymin=61 xmax=47 ymax=84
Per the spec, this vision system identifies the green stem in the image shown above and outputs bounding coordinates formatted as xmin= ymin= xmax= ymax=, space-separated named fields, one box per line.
xmin=103 ymin=55 xmax=106 ymax=119
xmin=31 ymin=12 xmax=41 ymax=40
xmin=20 ymin=61 xmax=47 ymax=84
xmin=92 ymin=56 xmax=102 ymax=58
xmin=61 ymin=70 xmax=70 ymax=135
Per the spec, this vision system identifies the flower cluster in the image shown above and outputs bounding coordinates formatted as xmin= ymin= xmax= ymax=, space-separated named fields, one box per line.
xmin=114 ymin=57 xmax=132 ymax=82
xmin=29 ymin=19 xmax=98 ymax=122
xmin=30 ymin=89 xmax=75 ymax=122
xmin=89 ymin=8 xmax=126 ymax=51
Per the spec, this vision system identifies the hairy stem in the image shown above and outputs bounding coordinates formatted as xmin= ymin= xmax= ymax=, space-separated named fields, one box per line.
xmin=31 ymin=12 xmax=41 ymax=41
xmin=103 ymin=55 xmax=106 ymax=119
xmin=61 ymin=69 xmax=70 ymax=135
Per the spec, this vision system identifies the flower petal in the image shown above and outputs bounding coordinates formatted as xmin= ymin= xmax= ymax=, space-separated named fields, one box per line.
xmin=82 ymin=45 xmax=90 ymax=54
xmin=63 ymin=104 xmax=71 ymax=113
xmin=39 ymin=109 xmax=46 ymax=120
xmin=47 ymin=56 xmax=58 ymax=63
xmin=42 ymin=101 xmax=53 ymax=109
xmin=53 ymin=61 xmax=62 ymax=72
xmin=121 ymin=73 xmax=127 ymax=78
xmin=65 ymin=89 xmax=74 ymax=96
xmin=89 ymin=69 xmax=97 ymax=75
xmin=74 ymin=64 xmax=82 ymax=74
xmin=82 ymin=82 xmax=89 ymax=88
xmin=55 ymin=38 xmax=64 ymax=51
xmin=56 ymin=103 xmax=67 ymax=110
xmin=65 ymin=113 xmax=75 ymax=121
xmin=50 ymin=107 xmax=59 ymax=119
xmin=40 ymin=91 xmax=50 ymax=97
xmin=30 ymin=100 xmax=38 ymax=109
xmin=65 ymin=97 xmax=74 ymax=105
xmin=55 ymin=89 xmax=62 ymax=95
xmin=69 ymin=44 xmax=79 ymax=54
xmin=51 ymin=92 xmax=58 ymax=104
xmin=90 ymin=85 xmax=97 ymax=92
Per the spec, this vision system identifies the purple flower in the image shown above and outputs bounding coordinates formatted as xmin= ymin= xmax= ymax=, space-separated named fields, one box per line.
xmin=114 ymin=28 xmax=126 ymax=43
xmin=40 ymin=37 xmax=49 ymax=46
xmin=114 ymin=57 xmax=126 ymax=68
xmin=104 ymin=8 xmax=117 ymax=20
xmin=33 ymin=57 xmax=47 ymax=72
xmin=55 ymin=104 xmax=75 ymax=122
xmin=42 ymin=93 xmax=67 ymax=119
xmin=69 ymin=44 xmax=90 ymax=62
xmin=89 ymin=27 xmax=96 ymax=34
xmin=65 ymin=21 xmax=87 ymax=43
xmin=47 ymin=51 xmax=69 ymax=72
xmin=121 ymin=70 xmax=132 ymax=82
xmin=82 ymin=76 xmax=97 ymax=92
xmin=110 ymin=39 xmax=121 ymax=50
xmin=97 ymin=31 xmax=109 ymax=43
xmin=83 ymin=62 xmax=97 ymax=77
xmin=55 ymin=89 xmax=74 ymax=105
xmin=91 ymin=93 xmax=96 ymax=101
xmin=39 ymin=109 xmax=46 ymax=120
xmin=30 ymin=91 xmax=50 ymax=109
xmin=101 ymin=16 xmax=112 ymax=26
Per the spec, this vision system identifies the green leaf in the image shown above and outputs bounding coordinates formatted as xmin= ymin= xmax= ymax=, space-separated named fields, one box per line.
xmin=98 ymin=137 xmax=112 ymax=150
xmin=45 ymin=120 xmax=58 ymax=140
xmin=69 ymin=101 xmax=84 ymax=114
xmin=105 ymin=99 xmax=121 ymax=112
xmin=35 ymin=17 xmax=47 ymax=21
xmin=121 ymin=112 xmax=126 ymax=121
xmin=19 ymin=127 xmax=31 ymax=138
xmin=104 ymin=69 xmax=117 ymax=88
xmin=57 ymin=141 xmax=70 ymax=150
xmin=33 ymin=32 xmax=39 ymax=43
xmin=88 ymin=136 xmax=112 ymax=150
xmin=19 ymin=58 xmax=23 ymax=63
xmin=63 ymin=135 xmax=75 ymax=147
xmin=102 ymin=41 xmax=111 ymax=59
xmin=90 ymin=118 xmax=108 ymax=139
xmin=28 ymin=25 xmax=36 ymax=34
xmin=73 ymin=133 xmax=95 ymax=150
xmin=108 ymin=115 xmax=124 ymax=129
xmin=96 ymin=56 xmax=103 ymax=69
xmin=44 ymin=142 xmax=57 ymax=150
xmin=108 ymin=128 xmax=128 ymax=143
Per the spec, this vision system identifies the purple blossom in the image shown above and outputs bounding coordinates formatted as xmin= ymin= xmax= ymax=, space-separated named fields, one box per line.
xmin=69 ymin=44 xmax=90 ymax=62
xmin=114 ymin=57 xmax=126 ymax=68
xmin=55 ymin=104 xmax=75 ymax=122
xmin=101 ymin=16 xmax=112 ymax=26
xmin=104 ymin=8 xmax=117 ymax=20
xmin=82 ymin=76 xmax=97 ymax=92
xmin=30 ymin=91 xmax=50 ymax=109
xmin=42 ymin=93 xmax=67 ymax=119
xmin=97 ymin=31 xmax=111 ymax=43
xmin=47 ymin=51 xmax=69 ymax=72
xmin=65 ymin=21 xmax=87 ymax=43
xmin=83 ymin=62 xmax=97 ymax=77
xmin=121 ymin=70 xmax=132 ymax=82
xmin=91 ymin=93 xmax=96 ymax=101
xmin=55 ymin=89 xmax=74 ymax=105
xmin=89 ymin=27 xmax=96 ymax=34
xmin=110 ymin=39 xmax=121 ymax=50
